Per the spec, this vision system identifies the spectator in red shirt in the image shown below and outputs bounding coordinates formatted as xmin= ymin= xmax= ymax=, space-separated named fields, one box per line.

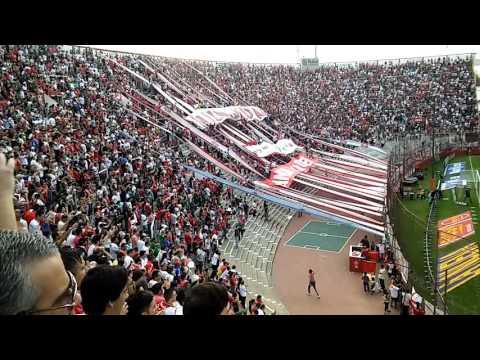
xmin=151 ymin=283 xmax=169 ymax=312
xmin=24 ymin=208 xmax=36 ymax=224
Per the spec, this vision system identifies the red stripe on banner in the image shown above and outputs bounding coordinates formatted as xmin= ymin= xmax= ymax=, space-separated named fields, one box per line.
xmin=256 ymin=183 xmax=384 ymax=233
xmin=283 ymin=186 xmax=383 ymax=218
xmin=138 ymin=60 xmax=196 ymax=109
xmin=301 ymin=172 xmax=385 ymax=195
xmin=294 ymin=178 xmax=384 ymax=208
xmin=217 ymin=129 xmax=269 ymax=166
xmin=321 ymin=158 xmax=387 ymax=177
xmin=299 ymin=173 xmax=385 ymax=198
xmin=230 ymin=124 xmax=254 ymax=143
xmin=313 ymin=162 xmax=387 ymax=185
xmin=185 ymin=139 xmax=246 ymax=182
xmin=267 ymin=153 xmax=317 ymax=187
xmin=282 ymin=190 xmax=384 ymax=228
xmin=163 ymin=108 xmax=264 ymax=178
xmin=291 ymin=129 xmax=387 ymax=166
xmin=221 ymin=123 xmax=252 ymax=143
xmin=246 ymin=123 xmax=272 ymax=143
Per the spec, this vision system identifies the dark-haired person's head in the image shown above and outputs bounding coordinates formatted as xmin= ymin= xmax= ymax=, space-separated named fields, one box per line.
xmin=183 ymin=282 xmax=232 ymax=315
xmin=164 ymin=288 xmax=177 ymax=305
xmin=176 ymin=288 xmax=186 ymax=306
xmin=151 ymin=283 xmax=163 ymax=295
xmin=126 ymin=290 xmax=155 ymax=315
xmin=248 ymin=299 xmax=257 ymax=315
xmin=151 ymin=270 xmax=160 ymax=282
xmin=80 ymin=265 xmax=128 ymax=315
xmin=88 ymin=250 xmax=109 ymax=265
xmin=0 ymin=231 xmax=74 ymax=315
xmin=132 ymin=269 xmax=144 ymax=282
xmin=91 ymin=235 xmax=100 ymax=245
xmin=60 ymin=247 xmax=87 ymax=287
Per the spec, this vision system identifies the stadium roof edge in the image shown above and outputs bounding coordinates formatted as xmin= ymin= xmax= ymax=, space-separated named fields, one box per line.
xmin=73 ymin=45 xmax=475 ymax=68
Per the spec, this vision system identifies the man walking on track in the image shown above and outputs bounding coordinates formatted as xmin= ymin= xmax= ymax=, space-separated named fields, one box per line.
xmin=307 ymin=269 xmax=320 ymax=298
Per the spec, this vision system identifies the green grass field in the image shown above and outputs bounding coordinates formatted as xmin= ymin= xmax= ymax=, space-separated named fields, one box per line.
xmin=393 ymin=155 xmax=480 ymax=314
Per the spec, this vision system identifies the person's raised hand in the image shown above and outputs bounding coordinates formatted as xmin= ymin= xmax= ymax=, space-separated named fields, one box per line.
xmin=0 ymin=153 xmax=15 ymax=199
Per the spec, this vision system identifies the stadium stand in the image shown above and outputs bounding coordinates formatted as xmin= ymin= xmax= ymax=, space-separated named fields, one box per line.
xmin=0 ymin=45 xmax=478 ymax=315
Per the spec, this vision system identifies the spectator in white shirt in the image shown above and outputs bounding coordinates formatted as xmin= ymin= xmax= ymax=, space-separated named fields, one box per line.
xmin=148 ymin=271 xmax=162 ymax=289
xmin=378 ymin=264 xmax=387 ymax=292
xmin=402 ymin=290 xmax=412 ymax=316
xmin=28 ymin=213 xmax=42 ymax=235
xmin=378 ymin=242 xmax=385 ymax=260
xmin=57 ymin=214 xmax=68 ymax=233
xmin=16 ymin=210 xmax=28 ymax=233
xmin=163 ymin=288 xmax=183 ymax=315
xmin=137 ymin=238 xmax=147 ymax=253
xmin=238 ymin=278 xmax=247 ymax=309
xmin=87 ymin=237 xmax=99 ymax=258
xmin=123 ymin=249 xmax=134 ymax=270
xmin=211 ymin=251 xmax=220 ymax=271
xmin=64 ymin=227 xmax=80 ymax=248
xmin=389 ymin=283 xmax=400 ymax=309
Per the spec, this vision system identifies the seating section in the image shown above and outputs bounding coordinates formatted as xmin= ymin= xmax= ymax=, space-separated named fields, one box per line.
xmin=220 ymin=193 xmax=293 ymax=314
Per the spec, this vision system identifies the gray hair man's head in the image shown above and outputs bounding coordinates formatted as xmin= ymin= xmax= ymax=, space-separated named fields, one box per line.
xmin=0 ymin=230 xmax=59 ymax=315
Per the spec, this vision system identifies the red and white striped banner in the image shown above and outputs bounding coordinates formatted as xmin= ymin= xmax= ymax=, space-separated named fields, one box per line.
xmin=265 ymin=153 xmax=316 ymax=187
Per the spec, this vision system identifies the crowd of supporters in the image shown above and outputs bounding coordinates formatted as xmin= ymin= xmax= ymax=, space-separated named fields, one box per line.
xmin=0 ymin=45 xmax=268 ymax=315
xmin=0 ymin=45 xmax=477 ymax=315
xmin=188 ymin=55 xmax=478 ymax=144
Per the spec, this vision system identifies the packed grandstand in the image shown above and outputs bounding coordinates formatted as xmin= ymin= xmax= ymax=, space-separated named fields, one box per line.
xmin=0 ymin=45 xmax=478 ymax=315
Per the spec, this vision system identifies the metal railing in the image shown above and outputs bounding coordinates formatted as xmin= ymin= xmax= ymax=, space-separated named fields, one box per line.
xmin=322 ymin=53 xmax=474 ymax=68
xmin=68 ymin=45 xmax=475 ymax=69
xmin=424 ymin=196 xmax=447 ymax=313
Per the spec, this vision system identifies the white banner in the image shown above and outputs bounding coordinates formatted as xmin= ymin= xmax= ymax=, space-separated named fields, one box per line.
xmin=185 ymin=106 xmax=268 ymax=128
xmin=246 ymin=139 xmax=301 ymax=158
xmin=246 ymin=142 xmax=277 ymax=157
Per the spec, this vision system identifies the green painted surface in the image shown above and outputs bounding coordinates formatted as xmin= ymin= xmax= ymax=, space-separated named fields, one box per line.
xmin=286 ymin=220 xmax=355 ymax=253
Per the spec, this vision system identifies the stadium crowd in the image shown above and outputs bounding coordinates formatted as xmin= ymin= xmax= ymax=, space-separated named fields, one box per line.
xmin=0 ymin=45 xmax=267 ymax=315
xmin=197 ymin=56 xmax=478 ymax=144
xmin=0 ymin=45 xmax=477 ymax=315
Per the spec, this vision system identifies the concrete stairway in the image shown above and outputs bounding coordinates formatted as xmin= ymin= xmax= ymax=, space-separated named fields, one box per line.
xmin=220 ymin=193 xmax=293 ymax=314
